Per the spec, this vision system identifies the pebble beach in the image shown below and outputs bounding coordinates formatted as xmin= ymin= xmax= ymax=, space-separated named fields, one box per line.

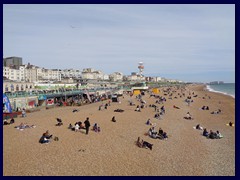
xmin=3 ymin=84 xmax=235 ymax=176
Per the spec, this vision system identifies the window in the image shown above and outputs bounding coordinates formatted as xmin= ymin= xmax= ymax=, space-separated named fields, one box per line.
xmin=11 ymin=84 xmax=14 ymax=91
xmin=5 ymin=85 xmax=8 ymax=92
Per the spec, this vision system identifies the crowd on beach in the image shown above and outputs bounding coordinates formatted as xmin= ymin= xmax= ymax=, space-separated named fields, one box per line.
xmin=3 ymin=85 xmax=234 ymax=149
xmin=132 ymin=86 xmax=233 ymax=150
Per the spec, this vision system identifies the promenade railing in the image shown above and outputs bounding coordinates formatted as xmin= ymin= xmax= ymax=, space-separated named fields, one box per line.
xmin=4 ymin=87 xmax=122 ymax=99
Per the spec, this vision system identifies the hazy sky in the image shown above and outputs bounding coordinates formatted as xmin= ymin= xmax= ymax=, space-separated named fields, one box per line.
xmin=3 ymin=4 xmax=235 ymax=83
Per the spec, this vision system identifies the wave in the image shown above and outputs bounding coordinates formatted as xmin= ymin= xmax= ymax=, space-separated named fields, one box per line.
xmin=206 ymin=85 xmax=235 ymax=99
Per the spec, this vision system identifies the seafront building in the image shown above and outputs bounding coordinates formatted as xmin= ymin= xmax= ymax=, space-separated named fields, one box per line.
xmin=3 ymin=56 xmax=184 ymax=112
xmin=3 ymin=57 xmax=181 ymax=85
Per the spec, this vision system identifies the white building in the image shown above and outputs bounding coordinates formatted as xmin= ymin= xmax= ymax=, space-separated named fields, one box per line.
xmin=3 ymin=66 xmax=21 ymax=82
xmin=109 ymin=72 xmax=123 ymax=81
xmin=24 ymin=64 xmax=38 ymax=82
xmin=40 ymin=68 xmax=61 ymax=82
xmin=127 ymin=74 xmax=138 ymax=81
xmin=81 ymin=68 xmax=109 ymax=80
xmin=3 ymin=66 xmax=10 ymax=79
xmin=103 ymin=74 xmax=109 ymax=80
xmin=60 ymin=69 xmax=81 ymax=79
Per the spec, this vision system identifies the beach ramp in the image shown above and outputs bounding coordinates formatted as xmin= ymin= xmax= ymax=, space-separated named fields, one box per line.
xmin=152 ymin=88 xmax=160 ymax=94
xmin=84 ymin=91 xmax=92 ymax=103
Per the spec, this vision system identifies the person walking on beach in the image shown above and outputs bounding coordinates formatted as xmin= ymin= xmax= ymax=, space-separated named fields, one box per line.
xmin=22 ymin=108 xmax=26 ymax=117
xmin=84 ymin=117 xmax=91 ymax=135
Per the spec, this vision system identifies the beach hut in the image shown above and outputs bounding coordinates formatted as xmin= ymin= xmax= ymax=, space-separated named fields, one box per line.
xmin=152 ymin=88 xmax=160 ymax=94
xmin=133 ymin=90 xmax=141 ymax=95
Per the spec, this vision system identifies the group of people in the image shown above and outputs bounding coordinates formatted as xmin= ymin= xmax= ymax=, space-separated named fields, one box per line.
xmin=201 ymin=106 xmax=209 ymax=110
xmin=93 ymin=123 xmax=101 ymax=132
xmin=211 ymin=109 xmax=222 ymax=114
xmin=154 ymin=112 xmax=163 ymax=120
xmin=135 ymin=105 xmax=141 ymax=112
xmin=98 ymin=101 xmax=111 ymax=110
xmin=3 ymin=118 xmax=15 ymax=125
xmin=184 ymin=112 xmax=193 ymax=120
xmin=194 ymin=124 xmax=223 ymax=139
xmin=203 ymin=128 xmax=223 ymax=139
xmin=148 ymin=126 xmax=168 ymax=140
xmin=69 ymin=117 xmax=91 ymax=135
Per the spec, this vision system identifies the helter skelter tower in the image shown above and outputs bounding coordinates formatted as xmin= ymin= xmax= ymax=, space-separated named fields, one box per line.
xmin=138 ymin=62 xmax=144 ymax=77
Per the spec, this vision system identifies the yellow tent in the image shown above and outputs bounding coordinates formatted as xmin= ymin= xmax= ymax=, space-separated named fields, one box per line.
xmin=133 ymin=90 xmax=141 ymax=95
xmin=152 ymin=88 xmax=160 ymax=94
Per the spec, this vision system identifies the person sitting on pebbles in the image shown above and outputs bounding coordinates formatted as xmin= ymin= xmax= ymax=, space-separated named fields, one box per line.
xmin=135 ymin=105 xmax=141 ymax=112
xmin=39 ymin=130 xmax=52 ymax=144
xmin=211 ymin=109 xmax=221 ymax=114
xmin=112 ymin=116 xmax=116 ymax=122
xmin=185 ymin=112 xmax=193 ymax=120
xmin=93 ymin=123 xmax=101 ymax=132
xmin=203 ymin=128 xmax=209 ymax=137
xmin=216 ymin=130 xmax=223 ymax=139
xmin=162 ymin=132 xmax=168 ymax=140
xmin=136 ymin=137 xmax=153 ymax=150
xmin=148 ymin=127 xmax=159 ymax=139
xmin=3 ymin=120 xmax=10 ymax=125
xmin=196 ymin=124 xmax=203 ymax=130
xmin=228 ymin=122 xmax=234 ymax=127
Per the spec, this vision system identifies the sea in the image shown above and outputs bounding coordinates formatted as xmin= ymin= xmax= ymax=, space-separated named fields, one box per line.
xmin=206 ymin=83 xmax=235 ymax=98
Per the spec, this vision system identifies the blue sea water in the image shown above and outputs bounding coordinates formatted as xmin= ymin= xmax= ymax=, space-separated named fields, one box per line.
xmin=206 ymin=83 xmax=235 ymax=98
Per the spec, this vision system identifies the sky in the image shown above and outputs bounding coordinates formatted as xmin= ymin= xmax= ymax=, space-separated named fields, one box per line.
xmin=3 ymin=4 xmax=235 ymax=83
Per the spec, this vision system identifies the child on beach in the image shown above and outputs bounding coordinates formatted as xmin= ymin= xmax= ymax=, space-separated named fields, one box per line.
xmin=22 ymin=108 xmax=26 ymax=117
xmin=93 ymin=123 xmax=100 ymax=132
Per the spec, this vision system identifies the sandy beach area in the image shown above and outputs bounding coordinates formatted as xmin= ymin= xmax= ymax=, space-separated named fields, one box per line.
xmin=3 ymin=84 xmax=235 ymax=176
